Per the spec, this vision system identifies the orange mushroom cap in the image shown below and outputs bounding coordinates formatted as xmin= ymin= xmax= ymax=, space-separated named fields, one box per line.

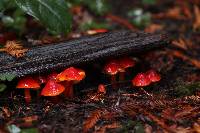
xmin=104 ymin=60 xmax=120 ymax=75
xmin=56 ymin=67 xmax=85 ymax=82
xmin=132 ymin=73 xmax=151 ymax=87
xmin=41 ymin=80 xmax=65 ymax=96
xmin=16 ymin=76 xmax=40 ymax=89
xmin=119 ymin=57 xmax=135 ymax=72
xmin=145 ymin=70 xmax=161 ymax=83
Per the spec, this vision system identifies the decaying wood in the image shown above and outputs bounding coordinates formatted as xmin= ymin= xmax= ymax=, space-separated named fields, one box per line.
xmin=0 ymin=30 xmax=169 ymax=77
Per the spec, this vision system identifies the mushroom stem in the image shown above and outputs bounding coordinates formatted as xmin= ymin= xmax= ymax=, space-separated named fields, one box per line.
xmin=49 ymin=96 xmax=59 ymax=104
xmin=119 ymin=72 xmax=125 ymax=81
xmin=24 ymin=89 xmax=31 ymax=104
xmin=64 ymin=81 xmax=74 ymax=98
xmin=111 ymin=75 xmax=117 ymax=89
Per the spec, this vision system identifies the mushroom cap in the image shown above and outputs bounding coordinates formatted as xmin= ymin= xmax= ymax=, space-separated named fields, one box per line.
xmin=132 ymin=73 xmax=151 ymax=87
xmin=98 ymin=84 xmax=106 ymax=94
xmin=16 ymin=76 xmax=40 ymax=89
xmin=119 ymin=57 xmax=135 ymax=71
xmin=56 ymin=67 xmax=85 ymax=82
xmin=104 ymin=60 xmax=120 ymax=75
xmin=146 ymin=70 xmax=161 ymax=82
xmin=41 ymin=80 xmax=65 ymax=96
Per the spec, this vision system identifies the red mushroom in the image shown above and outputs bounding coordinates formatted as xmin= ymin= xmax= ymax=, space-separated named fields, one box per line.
xmin=145 ymin=70 xmax=161 ymax=83
xmin=16 ymin=76 xmax=40 ymax=103
xmin=98 ymin=84 xmax=106 ymax=94
xmin=132 ymin=73 xmax=151 ymax=96
xmin=103 ymin=60 xmax=120 ymax=88
xmin=118 ymin=57 xmax=135 ymax=81
xmin=56 ymin=67 xmax=85 ymax=98
xmin=41 ymin=80 xmax=65 ymax=96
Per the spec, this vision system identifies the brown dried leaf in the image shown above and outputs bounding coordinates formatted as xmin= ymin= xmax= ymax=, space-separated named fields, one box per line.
xmin=144 ymin=124 xmax=153 ymax=133
xmin=193 ymin=5 xmax=200 ymax=31
xmin=182 ymin=5 xmax=192 ymax=19
xmin=2 ymin=107 xmax=11 ymax=118
xmin=161 ymin=108 xmax=176 ymax=121
xmin=0 ymin=41 xmax=28 ymax=58
xmin=174 ymin=106 xmax=195 ymax=119
xmin=153 ymin=7 xmax=185 ymax=20
xmin=83 ymin=109 xmax=103 ymax=133
xmin=175 ymin=126 xmax=192 ymax=133
xmin=144 ymin=24 xmax=163 ymax=33
xmin=21 ymin=115 xmax=38 ymax=123
xmin=172 ymin=38 xmax=188 ymax=50
xmin=142 ymin=109 xmax=176 ymax=133
xmin=95 ymin=122 xmax=121 ymax=133
xmin=193 ymin=123 xmax=200 ymax=133
xmin=169 ymin=50 xmax=200 ymax=69
xmin=184 ymin=95 xmax=200 ymax=103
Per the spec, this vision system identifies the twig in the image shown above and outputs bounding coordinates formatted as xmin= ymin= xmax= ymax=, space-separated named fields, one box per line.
xmin=106 ymin=13 xmax=136 ymax=30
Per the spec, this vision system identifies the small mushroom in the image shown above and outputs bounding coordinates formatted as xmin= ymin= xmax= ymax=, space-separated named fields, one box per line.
xmin=132 ymin=73 xmax=151 ymax=96
xmin=145 ymin=70 xmax=161 ymax=83
xmin=56 ymin=67 xmax=85 ymax=98
xmin=98 ymin=84 xmax=106 ymax=94
xmin=118 ymin=57 xmax=135 ymax=81
xmin=104 ymin=60 xmax=120 ymax=88
xmin=41 ymin=80 xmax=65 ymax=96
xmin=16 ymin=76 xmax=40 ymax=103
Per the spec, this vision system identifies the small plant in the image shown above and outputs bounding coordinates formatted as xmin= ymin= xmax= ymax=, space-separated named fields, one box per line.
xmin=0 ymin=73 xmax=16 ymax=93
xmin=0 ymin=0 xmax=111 ymax=35
xmin=127 ymin=8 xmax=151 ymax=28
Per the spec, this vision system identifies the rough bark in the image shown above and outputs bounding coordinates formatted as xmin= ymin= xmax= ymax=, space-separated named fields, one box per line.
xmin=0 ymin=30 xmax=169 ymax=77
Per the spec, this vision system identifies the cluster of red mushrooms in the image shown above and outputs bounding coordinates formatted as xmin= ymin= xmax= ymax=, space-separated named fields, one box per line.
xmin=16 ymin=57 xmax=161 ymax=103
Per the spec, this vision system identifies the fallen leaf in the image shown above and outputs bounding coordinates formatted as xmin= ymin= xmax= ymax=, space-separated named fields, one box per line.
xmin=83 ymin=109 xmax=103 ymax=132
xmin=0 ymin=41 xmax=28 ymax=58
xmin=193 ymin=123 xmax=200 ymax=133
xmin=172 ymin=38 xmax=188 ymax=50
xmin=193 ymin=5 xmax=200 ymax=31
xmin=144 ymin=24 xmax=163 ymax=33
xmin=153 ymin=7 xmax=185 ymax=20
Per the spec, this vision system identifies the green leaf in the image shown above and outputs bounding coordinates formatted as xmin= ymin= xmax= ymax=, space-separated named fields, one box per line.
xmin=127 ymin=8 xmax=151 ymax=28
xmin=134 ymin=122 xmax=145 ymax=133
xmin=175 ymin=82 xmax=200 ymax=97
xmin=0 ymin=83 xmax=6 ymax=92
xmin=20 ymin=128 xmax=38 ymax=133
xmin=83 ymin=0 xmax=110 ymax=15
xmin=2 ymin=16 xmax=15 ymax=26
xmin=7 ymin=125 xmax=38 ymax=133
xmin=15 ymin=0 xmax=72 ymax=35
xmin=142 ymin=0 xmax=156 ymax=5
xmin=80 ymin=20 xmax=109 ymax=31
xmin=7 ymin=124 xmax=21 ymax=133
xmin=66 ymin=0 xmax=110 ymax=15
xmin=0 ymin=0 xmax=17 ymax=12
xmin=0 ymin=73 xmax=16 ymax=81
